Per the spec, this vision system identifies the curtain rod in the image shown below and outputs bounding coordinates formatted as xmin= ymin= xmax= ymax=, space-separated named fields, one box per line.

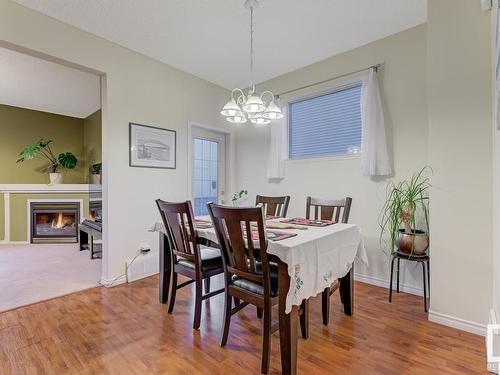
xmin=275 ymin=63 xmax=383 ymax=98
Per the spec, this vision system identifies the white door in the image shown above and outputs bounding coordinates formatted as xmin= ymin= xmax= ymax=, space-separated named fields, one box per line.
xmin=191 ymin=126 xmax=227 ymax=216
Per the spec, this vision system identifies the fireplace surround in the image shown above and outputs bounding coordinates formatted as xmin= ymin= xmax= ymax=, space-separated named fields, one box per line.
xmin=30 ymin=201 xmax=80 ymax=243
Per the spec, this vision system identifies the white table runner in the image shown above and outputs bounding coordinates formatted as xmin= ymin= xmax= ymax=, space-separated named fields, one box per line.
xmin=151 ymin=218 xmax=367 ymax=314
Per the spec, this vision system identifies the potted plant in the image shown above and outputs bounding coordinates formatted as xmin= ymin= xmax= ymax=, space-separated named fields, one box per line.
xmin=232 ymin=189 xmax=248 ymax=206
xmin=17 ymin=139 xmax=78 ymax=184
xmin=379 ymin=167 xmax=431 ymax=256
xmin=90 ymin=163 xmax=102 ymax=185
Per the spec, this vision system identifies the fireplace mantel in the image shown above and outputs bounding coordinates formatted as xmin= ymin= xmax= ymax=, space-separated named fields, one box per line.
xmin=0 ymin=184 xmax=93 ymax=193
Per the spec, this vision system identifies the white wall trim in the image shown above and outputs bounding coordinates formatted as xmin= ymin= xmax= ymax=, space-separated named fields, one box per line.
xmin=354 ymin=272 xmax=424 ymax=296
xmin=0 ymin=184 xmax=90 ymax=193
xmin=0 ymin=241 xmax=29 ymax=245
xmin=99 ymin=275 xmax=126 ymax=287
xmin=3 ymin=192 xmax=10 ymax=242
xmin=428 ymin=310 xmax=487 ymax=336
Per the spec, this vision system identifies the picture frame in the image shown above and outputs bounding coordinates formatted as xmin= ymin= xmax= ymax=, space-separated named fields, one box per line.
xmin=129 ymin=123 xmax=176 ymax=169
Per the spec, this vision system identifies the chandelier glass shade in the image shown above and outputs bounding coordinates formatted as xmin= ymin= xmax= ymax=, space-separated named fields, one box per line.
xmin=222 ymin=85 xmax=282 ymax=125
xmin=220 ymin=0 xmax=283 ymax=125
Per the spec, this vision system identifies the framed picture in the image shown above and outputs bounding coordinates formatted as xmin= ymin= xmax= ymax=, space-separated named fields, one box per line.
xmin=129 ymin=123 xmax=176 ymax=169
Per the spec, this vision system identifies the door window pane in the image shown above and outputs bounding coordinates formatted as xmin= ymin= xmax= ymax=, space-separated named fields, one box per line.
xmin=193 ymin=138 xmax=218 ymax=216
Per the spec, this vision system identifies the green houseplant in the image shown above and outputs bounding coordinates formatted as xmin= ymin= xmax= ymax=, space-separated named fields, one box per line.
xmin=379 ymin=167 xmax=431 ymax=255
xmin=90 ymin=163 xmax=102 ymax=185
xmin=232 ymin=189 xmax=248 ymax=206
xmin=17 ymin=139 xmax=78 ymax=184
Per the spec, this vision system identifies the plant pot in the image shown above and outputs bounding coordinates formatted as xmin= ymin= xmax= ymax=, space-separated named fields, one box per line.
xmin=90 ymin=174 xmax=101 ymax=185
xmin=49 ymin=172 xmax=64 ymax=184
xmin=396 ymin=229 xmax=429 ymax=255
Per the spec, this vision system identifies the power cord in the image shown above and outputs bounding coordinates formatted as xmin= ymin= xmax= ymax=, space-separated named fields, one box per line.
xmin=100 ymin=248 xmax=150 ymax=287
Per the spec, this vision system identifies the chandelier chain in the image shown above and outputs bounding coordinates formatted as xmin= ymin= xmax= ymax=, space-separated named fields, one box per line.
xmin=250 ymin=4 xmax=254 ymax=77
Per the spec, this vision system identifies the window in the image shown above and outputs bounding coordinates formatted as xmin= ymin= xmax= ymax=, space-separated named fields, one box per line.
xmin=289 ymin=84 xmax=362 ymax=159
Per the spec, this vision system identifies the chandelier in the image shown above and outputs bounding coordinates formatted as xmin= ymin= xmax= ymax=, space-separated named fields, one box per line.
xmin=220 ymin=0 xmax=283 ymax=125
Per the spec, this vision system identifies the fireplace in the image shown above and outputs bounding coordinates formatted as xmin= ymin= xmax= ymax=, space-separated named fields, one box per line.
xmin=30 ymin=202 xmax=80 ymax=243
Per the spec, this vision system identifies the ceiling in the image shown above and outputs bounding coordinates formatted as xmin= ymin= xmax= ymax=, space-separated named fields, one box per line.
xmin=0 ymin=47 xmax=101 ymax=118
xmin=13 ymin=0 xmax=427 ymax=89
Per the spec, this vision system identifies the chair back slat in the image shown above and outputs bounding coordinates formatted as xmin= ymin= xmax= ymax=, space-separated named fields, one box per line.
xmin=255 ymin=195 xmax=290 ymax=217
xmin=208 ymin=204 xmax=270 ymax=290
xmin=306 ymin=196 xmax=353 ymax=223
xmin=156 ymin=199 xmax=199 ymax=262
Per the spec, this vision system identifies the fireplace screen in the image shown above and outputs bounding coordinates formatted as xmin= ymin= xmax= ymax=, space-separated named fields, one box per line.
xmin=30 ymin=202 xmax=80 ymax=243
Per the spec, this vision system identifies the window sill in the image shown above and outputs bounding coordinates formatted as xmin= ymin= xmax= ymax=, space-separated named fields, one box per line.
xmin=286 ymin=153 xmax=362 ymax=165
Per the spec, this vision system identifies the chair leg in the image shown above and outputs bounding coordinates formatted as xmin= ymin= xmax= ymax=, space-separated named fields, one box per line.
xmin=396 ymin=258 xmax=400 ymax=293
xmin=257 ymin=307 xmax=263 ymax=319
xmin=422 ymin=261 xmax=428 ymax=312
xmin=321 ymin=287 xmax=330 ymax=326
xmin=261 ymin=305 xmax=271 ymax=374
xmin=389 ymin=256 xmax=395 ymax=303
xmin=204 ymin=277 xmax=210 ymax=294
xmin=220 ymin=293 xmax=232 ymax=346
xmin=299 ymin=299 xmax=309 ymax=339
xmin=193 ymin=278 xmax=203 ymax=330
xmin=168 ymin=272 xmax=177 ymax=313
xmin=234 ymin=298 xmax=240 ymax=307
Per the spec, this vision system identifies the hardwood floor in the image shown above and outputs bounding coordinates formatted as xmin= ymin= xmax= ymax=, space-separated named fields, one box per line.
xmin=0 ymin=275 xmax=487 ymax=374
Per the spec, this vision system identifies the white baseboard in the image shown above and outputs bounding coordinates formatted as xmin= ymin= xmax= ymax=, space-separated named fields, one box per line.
xmin=354 ymin=273 xmax=424 ymax=296
xmin=428 ymin=310 xmax=486 ymax=336
xmin=99 ymin=275 xmax=126 ymax=287
xmin=0 ymin=241 xmax=30 ymax=245
xmin=488 ymin=308 xmax=499 ymax=373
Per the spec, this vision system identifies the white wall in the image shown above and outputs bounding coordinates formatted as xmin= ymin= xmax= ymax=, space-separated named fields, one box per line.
xmin=427 ymin=0 xmax=493 ymax=330
xmin=235 ymin=25 xmax=428 ymax=294
xmin=0 ymin=0 xmax=232 ymax=281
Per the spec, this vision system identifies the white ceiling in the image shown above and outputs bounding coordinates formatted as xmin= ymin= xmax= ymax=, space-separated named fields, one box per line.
xmin=13 ymin=0 xmax=426 ymax=90
xmin=0 ymin=47 xmax=100 ymax=118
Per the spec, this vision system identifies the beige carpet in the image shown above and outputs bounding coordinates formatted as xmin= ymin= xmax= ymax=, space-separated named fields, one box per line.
xmin=0 ymin=243 xmax=101 ymax=312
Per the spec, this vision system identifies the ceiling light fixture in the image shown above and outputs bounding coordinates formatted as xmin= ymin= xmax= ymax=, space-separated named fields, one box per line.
xmin=220 ymin=0 xmax=283 ymax=125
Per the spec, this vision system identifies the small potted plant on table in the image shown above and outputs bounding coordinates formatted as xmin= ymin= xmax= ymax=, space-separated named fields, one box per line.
xmin=17 ymin=139 xmax=78 ymax=184
xmin=90 ymin=163 xmax=102 ymax=185
xmin=232 ymin=189 xmax=248 ymax=206
xmin=379 ymin=167 xmax=431 ymax=256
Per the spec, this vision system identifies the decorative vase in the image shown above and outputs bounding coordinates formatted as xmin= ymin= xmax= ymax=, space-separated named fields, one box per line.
xmin=396 ymin=229 xmax=429 ymax=255
xmin=90 ymin=174 xmax=101 ymax=185
xmin=49 ymin=172 xmax=63 ymax=185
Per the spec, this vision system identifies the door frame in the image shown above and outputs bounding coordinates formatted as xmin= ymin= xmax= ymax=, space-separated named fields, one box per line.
xmin=187 ymin=122 xmax=233 ymax=206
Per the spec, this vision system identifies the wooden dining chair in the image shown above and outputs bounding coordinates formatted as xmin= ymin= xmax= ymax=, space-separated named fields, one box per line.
xmin=255 ymin=195 xmax=290 ymax=218
xmin=306 ymin=196 xmax=353 ymax=326
xmin=156 ymin=199 xmax=225 ymax=330
xmin=207 ymin=203 xmax=279 ymax=374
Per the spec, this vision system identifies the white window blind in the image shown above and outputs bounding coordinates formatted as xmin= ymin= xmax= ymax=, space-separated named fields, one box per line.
xmin=289 ymin=84 xmax=362 ymax=159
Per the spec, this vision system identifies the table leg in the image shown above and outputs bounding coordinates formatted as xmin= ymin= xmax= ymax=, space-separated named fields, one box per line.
xmin=159 ymin=233 xmax=172 ymax=304
xmin=278 ymin=260 xmax=298 ymax=375
xmin=339 ymin=262 xmax=354 ymax=316
xmin=79 ymin=230 xmax=88 ymax=251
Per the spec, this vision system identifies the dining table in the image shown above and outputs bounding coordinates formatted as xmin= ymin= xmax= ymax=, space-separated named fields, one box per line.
xmin=151 ymin=216 xmax=367 ymax=375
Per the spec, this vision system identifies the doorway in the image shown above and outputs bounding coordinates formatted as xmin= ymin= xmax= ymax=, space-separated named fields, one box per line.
xmin=191 ymin=126 xmax=228 ymax=216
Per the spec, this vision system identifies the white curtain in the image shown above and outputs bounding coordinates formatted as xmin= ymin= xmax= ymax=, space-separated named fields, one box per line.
xmin=360 ymin=68 xmax=392 ymax=176
xmin=267 ymin=105 xmax=288 ymax=180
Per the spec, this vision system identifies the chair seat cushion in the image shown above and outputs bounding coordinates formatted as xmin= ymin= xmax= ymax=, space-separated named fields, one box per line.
xmin=177 ymin=247 xmax=222 ymax=272
xmin=231 ymin=263 xmax=279 ymax=297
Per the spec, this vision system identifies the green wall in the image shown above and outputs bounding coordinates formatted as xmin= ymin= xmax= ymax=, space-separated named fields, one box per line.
xmin=9 ymin=193 xmax=89 ymax=241
xmin=0 ymin=104 xmax=85 ymax=183
xmin=83 ymin=109 xmax=102 ymax=182
xmin=0 ymin=193 xmax=3 ymax=241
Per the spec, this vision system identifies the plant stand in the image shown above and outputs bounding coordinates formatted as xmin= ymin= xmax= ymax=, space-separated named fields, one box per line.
xmin=389 ymin=251 xmax=430 ymax=312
